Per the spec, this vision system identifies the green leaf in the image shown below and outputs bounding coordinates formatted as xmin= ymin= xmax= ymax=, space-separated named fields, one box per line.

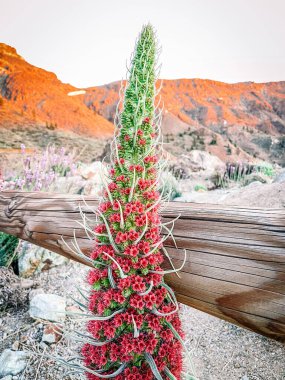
xmin=122 ymin=288 xmax=132 ymax=297
xmin=144 ymin=353 xmax=164 ymax=380
xmin=164 ymin=367 xmax=177 ymax=380
xmin=93 ymin=281 xmax=102 ymax=291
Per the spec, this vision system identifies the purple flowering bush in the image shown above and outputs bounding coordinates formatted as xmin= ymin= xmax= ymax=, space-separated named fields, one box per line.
xmin=0 ymin=144 xmax=78 ymax=192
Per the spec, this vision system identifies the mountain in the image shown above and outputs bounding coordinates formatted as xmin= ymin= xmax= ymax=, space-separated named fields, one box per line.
xmin=1 ymin=43 xmax=285 ymax=165
xmin=0 ymin=43 xmax=113 ymax=137
xmin=84 ymin=80 xmax=285 ymax=164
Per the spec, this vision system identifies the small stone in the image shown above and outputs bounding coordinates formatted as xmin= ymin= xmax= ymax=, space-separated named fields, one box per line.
xmin=273 ymin=170 xmax=285 ymax=184
xmin=29 ymin=294 xmax=66 ymax=322
xmin=41 ymin=323 xmax=63 ymax=344
xmin=245 ymin=180 xmax=263 ymax=188
xmin=19 ymin=335 xmax=27 ymax=343
xmin=244 ymin=173 xmax=268 ymax=186
xmin=39 ymin=342 xmax=48 ymax=350
xmin=11 ymin=341 xmax=20 ymax=351
xmin=1 ymin=376 xmax=13 ymax=380
xmin=0 ymin=349 xmax=29 ymax=377
xmin=18 ymin=243 xmax=68 ymax=278
xmin=20 ymin=279 xmax=34 ymax=289
xmin=241 ymin=376 xmax=249 ymax=380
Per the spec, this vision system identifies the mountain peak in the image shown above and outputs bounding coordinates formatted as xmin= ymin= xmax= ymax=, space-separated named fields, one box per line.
xmin=0 ymin=43 xmax=22 ymax=60
xmin=0 ymin=42 xmax=114 ymax=137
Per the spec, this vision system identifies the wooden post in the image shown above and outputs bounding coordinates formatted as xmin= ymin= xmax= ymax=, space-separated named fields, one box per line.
xmin=0 ymin=191 xmax=285 ymax=341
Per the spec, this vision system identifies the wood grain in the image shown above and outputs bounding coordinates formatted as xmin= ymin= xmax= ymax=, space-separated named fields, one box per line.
xmin=0 ymin=191 xmax=285 ymax=341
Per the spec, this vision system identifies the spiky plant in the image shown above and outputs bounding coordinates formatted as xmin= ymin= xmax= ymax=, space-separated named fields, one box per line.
xmin=0 ymin=232 xmax=19 ymax=268
xmin=65 ymin=24 xmax=195 ymax=380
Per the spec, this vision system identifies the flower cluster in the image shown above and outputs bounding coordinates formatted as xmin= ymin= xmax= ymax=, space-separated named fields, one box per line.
xmin=82 ymin=24 xmax=183 ymax=379
xmin=0 ymin=144 xmax=78 ymax=192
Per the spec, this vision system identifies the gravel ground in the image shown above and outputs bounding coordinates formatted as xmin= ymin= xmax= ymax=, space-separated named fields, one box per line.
xmin=1 ymin=261 xmax=285 ymax=380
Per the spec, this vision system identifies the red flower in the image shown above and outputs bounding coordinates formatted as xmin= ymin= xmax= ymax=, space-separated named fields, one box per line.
xmin=128 ymin=229 xmax=139 ymax=241
xmin=124 ymin=134 xmax=130 ymax=141
xmin=108 ymin=182 xmax=118 ymax=191
xmin=109 ymin=213 xmax=121 ymax=223
xmin=124 ymin=245 xmax=139 ymax=257
xmin=130 ymin=294 xmax=144 ymax=309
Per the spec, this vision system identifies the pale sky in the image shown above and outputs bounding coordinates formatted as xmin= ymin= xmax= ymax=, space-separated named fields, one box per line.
xmin=0 ymin=0 xmax=284 ymax=87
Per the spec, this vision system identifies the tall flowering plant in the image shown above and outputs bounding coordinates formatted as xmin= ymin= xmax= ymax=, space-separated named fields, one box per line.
xmin=66 ymin=24 xmax=195 ymax=380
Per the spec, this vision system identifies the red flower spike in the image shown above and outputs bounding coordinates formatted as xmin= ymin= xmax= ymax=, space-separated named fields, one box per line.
xmin=82 ymin=24 xmax=184 ymax=380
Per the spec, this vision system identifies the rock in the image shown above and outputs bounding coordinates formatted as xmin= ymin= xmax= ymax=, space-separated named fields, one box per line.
xmin=41 ymin=323 xmax=63 ymax=344
xmin=78 ymin=161 xmax=107 ymax=196
xmin=18 ymin=241 xmax=68 ymax=278
xmin=273 ymin=169 xmax=285 ymax=184
xmin=20 ymin=279 xmax=34 ymax=289
xmin=245 ymin=180 xmax=263 ymax=188
xmin=0 ymin=349 xmax=29 ymax=377
xmin=29 ymin=288 xmax=45 ymax=301
xmin=184 ymin=150 xmax=225 ymax=173
xmin=244 ymin=173 xmax=269 ymax=186
xmin=1 ymin=376 xmax=13 ymax=380
xmin=168 ymin=150 xmax=226 ymax=181
xmin=79 ymin=161 xmax=105 ymax=180
xmin=11 ymin=341 xmax=20 ymax=351
xmin=29 ymin=294 xmax=66 ymax=322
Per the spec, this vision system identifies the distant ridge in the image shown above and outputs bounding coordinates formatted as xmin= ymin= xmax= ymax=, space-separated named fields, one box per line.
xmin=0 ymin=43 xmax=284 ymax=164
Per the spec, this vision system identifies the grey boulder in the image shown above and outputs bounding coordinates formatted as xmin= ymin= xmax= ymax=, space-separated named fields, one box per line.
xmin=29 ymin=293 xmax=66 ymax=322
xmin=0 ymin=349 xmax=29 ymax=377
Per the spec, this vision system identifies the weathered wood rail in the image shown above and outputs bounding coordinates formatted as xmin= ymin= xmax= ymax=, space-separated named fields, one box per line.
xmin=0 ymin=191 xmax=285 ymax=342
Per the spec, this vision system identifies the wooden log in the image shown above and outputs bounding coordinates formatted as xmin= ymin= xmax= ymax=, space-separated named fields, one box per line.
xmin=0 ymin=191 xmax=285 ymax=342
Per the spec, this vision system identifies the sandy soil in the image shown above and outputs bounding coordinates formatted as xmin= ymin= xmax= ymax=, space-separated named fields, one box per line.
xmin=176 ymin=181 xmax=285 ymax=209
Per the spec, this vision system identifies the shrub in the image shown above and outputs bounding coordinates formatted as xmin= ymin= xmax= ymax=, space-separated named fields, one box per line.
xmin=0 ymin=145 xmax=80 ymax=269
xmin=256 ymin=163 xmax=274 ymax=177
xmin=213 ymin=161 xmax=273 ymax=188
xmin=0 ymin=144 xmax=78 ymax=192
xmin=159 ymin=170 xmax=182 ymax=200
xmin=209 ymin=137 xmax=217 ymax=145
xmin=0 ymin=232 xmax=19 ymax=268
xmin=194 ymin=184 xmax=207 ymax=192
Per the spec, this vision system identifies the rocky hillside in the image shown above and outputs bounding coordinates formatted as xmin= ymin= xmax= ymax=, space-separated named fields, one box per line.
xmin=0 ymin=43 xmax=113 ymax=137
xmin=85 ymin=79 xmax=285 ymax=165
xmin=1 ymin=43 xmax=285 ymax=165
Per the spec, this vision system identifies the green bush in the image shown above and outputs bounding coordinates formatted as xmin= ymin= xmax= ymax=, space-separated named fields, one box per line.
xmin=194 ymin=184 xmax=207 ymax=192
xmin=0 ymin=232 xmax=19 ymax=267
xmin=159 ymin=170 xmax=182 ymax=200
xmin=209 ymin=138 xmax=217 ymax=145
xmin=256 ymin=164 xmax=274 ymax=177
